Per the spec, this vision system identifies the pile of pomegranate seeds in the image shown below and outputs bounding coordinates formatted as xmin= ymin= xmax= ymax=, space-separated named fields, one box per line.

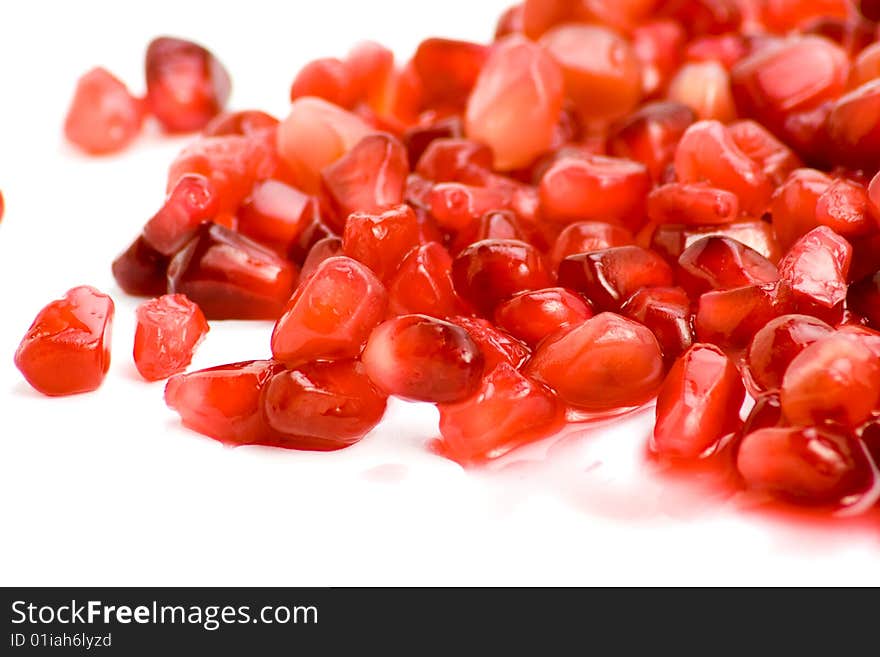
xmin=23 ymin=0 xmax=880 ymax=519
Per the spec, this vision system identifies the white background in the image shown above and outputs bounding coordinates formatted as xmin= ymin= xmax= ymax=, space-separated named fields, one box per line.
xmin=1 ymin=0 xmax=878 ymax=586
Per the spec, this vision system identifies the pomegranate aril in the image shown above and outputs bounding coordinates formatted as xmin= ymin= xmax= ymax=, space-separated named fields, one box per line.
xmin=145 ymin=36 xmax=231 ymax=133
xmin=262 ymin=360 xmax=387 ymax=450
xmin=494 ymin=287 xmax=593 ymax=348
xmin=620 ymin=286 xmax=694 ymax=365
xmin=650 ymin=219 xmax=781 ymax=264
xmin=238 ymin=179 xmax=315 ymax=252
xmin=342 ymin=204 xmax=420 ymax=282
xmin=388 ymin=242 xmax=463 ymax=318
xmin=402 ymin=116 xmax=464 ymax=168
xmin=745 ymin=314 xmax=834 ymax=393
xmin=526 ymin=312 xmax=664 ymax=412
xmin=450 ymin=316 xmax=531 ymax=372
xmin=633 ymin=19 xmax=686 ymax=98
xmin=667 ymin=61 xmax=736 ymax=123
xmin=742 ymin=393 xmax=784 ymax=436
xmin=362 ymin=314 xmax=484 ymax=402
xmin=825 ymin=80 xmax=880 ymax=171
xmin=413 ymin=38 xmax=489 ymax=109
xmin=300 ymin=236 xmax=344 ymax=281
xmin=429 ymin=182 xmax=510 ymax=232
xmin=165 ymin=360 xmax=283 ymax=445
xmin=271 ymin=256 xmax=387 ymax=367
xmin=142 ymin=174 xmax=219 ymax=256
xmin=549 ymin=221 xmax=635 ymax=269
xmin=778 ymin=225 xmax=852 ymax=313
xmin=647 ymin=182 xmax=740 ymax=226
xmin=437 ymin=363 xmax=564 ymax=466
xmin=813 ymin=178 xmax=876 ymax=240
xmin=558 ymin=245 xmax=674 ymax=312
xmin=289 ymin=57 xmax=356 ymax=108
xmin=64 ymin=67 xmax=144 ymax=155
xmin=453 ymin=209 xmax=526 ymax=254
xmin=167 ymin=223 xmax=298 ymax=320
xmin=737 ymin=426 xmax=874 ymax=506
xmin=112 ymin=236 xmax=169 ymax=297
xmin=848 ymin=272 xmax=880 ymax=329
xmin=15 ymin=287 xmax=114 ymax=396
xmin=676 ymin=235 xmax=778 ymax=299
xmin=202 ymin=110 xmax=279 ymax=137
xmin=768 ymin=168 xmax=833 ymax=251
xmin=452 ymin=239 xmax=552 ymax=316
xmin=465 ymin=35 xmax=564 ymax=170
xmin=608 ymin=101 xmax=696 ymax=181
xmin=652 ymin=344 xmax=745 ymax=459
xmin=320 ymin=132 xmax=408 ymax=229
xmin=133 ymin=294 xmax=209 ymax=382
xmin=848 ymin=40 xmax=880 ymax=90
xmin=659 ymin=0 xmax=741 ymax=36
xmin=727 ymin=119 xmax=801 ymax=186
xmin=415 ymin=138 xmax=493 ymax=184
xmin=695 ymin=282 xmax=790 ymax=351
xmin=288 ymin=211 xmax=338 ymax=266
xmin=345 ymin=40 xmax=395 ymax=111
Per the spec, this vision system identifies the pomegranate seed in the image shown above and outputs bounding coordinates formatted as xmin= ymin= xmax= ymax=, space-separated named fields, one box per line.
xmin=768 ymin=168 xmax=833 ymax=250
xmin=676 ymin=236 xmax=778 ymax=299
xmin=825 ymin=80 xmax=880 ymax=170
xmin=848 ymin=41 xmax=880 ymax=90
xmin=64 ymin=67 xmax=144 ymax=154
xmin=428 ymin=182 xmax=511 ymax=232
xmin=142 ymin=174 xmax=219 ymax=256
xmin=288 ymin=210 xmax=338 ymax=266
xmin=652 ymin=344 xmax=745 ymax=459
xmin=402 ymin=116 xmax=464 ymax=167
xmin=659 ymin=0 xmax=742 ymax=36
xmin=299 ymin=236 xmax=344 ymax=280
xmin=620 ymin=286 xmax=694 ymax=364
xmin=650 ymin=220 xmax=781 ymax=264
xmin=465 ymin=35 xmax=565 ymax=170
xmin=685 ymin=33 xmax=749 ymax=69
xmin=761 ymin=0 xmax=852 ymax=31
xmin=342 ymin=204 xmax=420 ymax=282
xmin=745 ymin=314 xmax=834 ymax=393
xmin=413 ymin=38 xmax=489 ymax=109
xmin=667 ymin=61 xmax=736 ymax=122
xmin=674 ymin=120 xmax=773 ymax=215
xmin=781 ymin=332 xmax=880 ymax=428
xmin=262 ymin=360 xmax=387 ymax=450
xmin=632 ymin=19 xmax=686 ymax=97
xmin=415 ymin=138 xmax=493 ymax=184
xmin=453 ymin=209 xmax=527 ymax=254
xmin=526 ymin=312 xmax=664 ymax=412
xmin=362 ymin=314 xmax=484 ymax=402
xmin=202 ymin=110 xmax=279 ymax=137
xmin=145 ymin=37 xmax=231 ymax=132
xmin=539 ymin=154 xmax=651 ymax=228
xmin=133 ymin=294 xmax=209 ymax=382
xmin=549 ymin=221 xmax=635 ymax=269
xmin=726 ymin=119 xmax=801 ymax=186
xmin=803 ymin=16 xmax=875 ymax=59
xmin=608 ymin=101 xmax=696 ymax=181
xmin=742 ymin=393 xmax=784 ymax=436
xmin=737 ymin=426 xmax=874 ymax=506
xmin=778 ymin=226 xmax=852 ymax=314
xmin=848 ymin=272 xmax=880 ymax=329
xmin=165 ymin=360 xmax=284 ymax=445
xmin=495 ymin=4 xmax=525 ymax=38
xmin=539 ymin=23 xmax=642 ymax=123
xmin=112 ymin=236 xmax=169 ymax=297
xmin=813 ymin=178 xmax=876 ymax=240
xmin=15 ymin=287 xmax=114 ymax=396
xmin=237 ymin=180 xmax=315 ymax=252
xmin=277 ymin=97 xmax=373 ymax=193
xmin=289 ymin=58 xmax=356 ymax=108
xmin=452 ymin=239 xmax=552 ymax=316
xmin=167 ymin=223 xmax=298 ymax=320
xmin=494 ymin=287 xmax=593 ymax=347
xmin=647 ymin=182 xmax=740 ymax=226
xmin=558 ymin=245 xmax=674 ymax=311
xmin=345 ymin=41 xmax=395 ymax=109
xmin=270 ymin=256 xmax=387 ymax=367
xmin=449 ymin=316 xmax=531 ymax=371
xmin=695 ymin=282 xmax=791 ymax=350
xmin=388 ymin=242 xmax=463 ymax=318
xmin=437 ymin=363 xmax=563 ymax=465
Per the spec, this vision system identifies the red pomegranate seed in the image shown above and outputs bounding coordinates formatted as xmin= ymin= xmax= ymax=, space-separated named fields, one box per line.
xmin=413 ymin=38 xmax=489 ymax=109
xmin=402 ymin=116 xmax=464 ymax=167
xmin=676 ymin=236 xmax=778 ymax=299
xmin=539 ymin=154 xmax=651 ymax=228
xmin=803 ymin=16 xmax=875 ymax=59
xmin=526 ymin=312 xmax=664 ymax=412
xmin=167 ymin=223 xmax=298 ymax=320
xmin=667 ymin=61 xmax=736 ymax=123
xmin=674 ymin=120 xmax=773 ymax=215
xmin=165 ymin=360 xmax=284 ymax=445
xmin=813 ymin=178 xmax=876 ymax=240
xmin=300 ymin=234 xmax=344 ymax=280
xmin=659 ymin=0 xmax=742 ymax=36
xmin=745 ymin=314 xmax=834 ymax=393
xmin=449 ymin=316 xmax=531 ymax=372
xmin=539 ymin=23 xmax=642 ymax=123
xmin=685 ymin=33 xmax=749 ymax=70
xmin=781 ymin=332 xmax=880 ymax=428
xmin=778 ymin=226 xmax=852 ymax=314
xmin=652 ymin=344 xmax=745 ymax=459
xmin=388 ymin=242 xmax=463 ymax=318
xmin=361 ymin=314 xmax=484 ymax=402
xmin=289 ymin=57 xmax=356 ymax=108
xmin=142 ymin=174 xmax=219 ymax=256
xmin=848 ymin=41 xmax=880 ymax=90
xmin=452 ymin=239 xmax=552 ymax=316
xmin=495 ymin=3 xmax=525 ymax=38
xmin=695 ymin=282 xmax=791 ymax=351
xmin=608 ymin=101 xmax=696 ymax=181
xmin=742 ymin=393 xmax=784 ymax=436
xmin=321 ymin=133 xmax=408 ymax=229
xmin=202 ymin=110 xmax=279 ymax=137
xmin=133 ymin=294 xmax=209 ymax=382
xmin=237 ymin=179 xmax=316 ymax=253
xmin=632 ymin=19 xmax=686 ymax=97
xmin=277 ymin=97 xmax=373 ymax=194
xmin=345 ymin=41 xmax=395 ymax=110
xmin=768 ymin=168 xmax=833 ymax=250
xmin=620 ymin=286 xmax=694 ymax=364
xmin=737 ymin=425 xmax=874 ymax=506
xmin=428 ymin=182 xmax=511 ymax=232
xmin=453 ymin=209 xmax=527 ymax=254
xmin=651 ymin=220 xmax=781 ymax=264
xmin=647 ymin=182 xmax=740 ymax=226
xmin=288 ymin=210 xmax=338 ymax=266
xmin=342 ymin=204 xmax=420 ymax=282
xmin=145 ymin=37 xmax=231 ymax=133
xmin=262 ymin=360 xmax=388 ymax=450
xmin=726 ymin=119 xmax=801 ymax=186
xmin=549 ymin=221 xmax=635 ymax=269
xmin=415 ymin=138 xmax=493 ymax=184
xmin=465 ymin=35 xmax=565 ymax=170
xmin=494 ymin=287 xmax=593 ymax=347
xmin=15 ymin=287 xmax=114 ymax=396
xmin=270 ymin=256 xmax=387 ymax=367
xmin=64 ymin=67 xmax=144 ymax=155
xmin=437 ymin=362 xmax=564 ymax=465
xmin=112 ymin=236 xmax=169 ymax=297
xmin=825 ymin=80 xmax=880 ymax=170
xmin=558 ymin=245 xmax=674 ymax=311
xmin=848 ymin=272 xmax=880 ymax=329
xmin=761 ymin=0 xmax=852 ymax=30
